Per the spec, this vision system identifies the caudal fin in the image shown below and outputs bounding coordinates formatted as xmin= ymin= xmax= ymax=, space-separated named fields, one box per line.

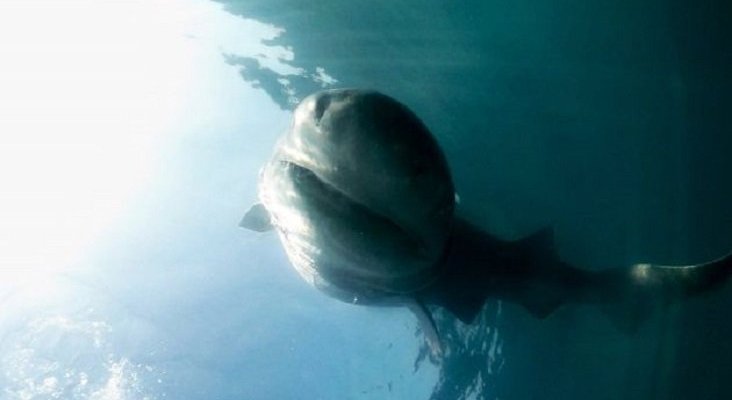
xmin=600 ymin=251 xmax=732 ymax=332
xmin=626 ymin=251 xmax=732 ymax=297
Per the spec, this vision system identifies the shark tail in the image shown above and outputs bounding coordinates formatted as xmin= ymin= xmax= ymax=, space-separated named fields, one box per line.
xmin=434 ymin=220 xmax=732 ymax=333
xmin=512 ymin=228 xmax=732 ymax=332
xmin=597 ymin=251 xmax=732 ymax=332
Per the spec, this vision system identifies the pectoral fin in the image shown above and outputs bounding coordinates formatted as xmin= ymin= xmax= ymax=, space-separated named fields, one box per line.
xmin=406 ymin=298 xmax=443 ymax=359
xmin=239 ymin=203 xmax=274 ymax=232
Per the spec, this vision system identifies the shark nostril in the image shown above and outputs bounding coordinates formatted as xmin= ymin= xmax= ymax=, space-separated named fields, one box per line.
xmin=314 ymin=95 xmax=331 ymax=124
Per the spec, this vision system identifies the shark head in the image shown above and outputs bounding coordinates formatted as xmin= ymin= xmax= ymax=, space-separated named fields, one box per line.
xmin=255 ymin=89 xmax=455 ymax=304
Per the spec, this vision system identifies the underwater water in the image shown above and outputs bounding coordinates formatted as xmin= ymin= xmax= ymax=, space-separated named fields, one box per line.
xmin=0 ymin=0 xmax=730 ymax=399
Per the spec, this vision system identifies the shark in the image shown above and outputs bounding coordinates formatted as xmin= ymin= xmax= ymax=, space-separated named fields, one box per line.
xmin=240 ymin=88 xmax=732 ymax=357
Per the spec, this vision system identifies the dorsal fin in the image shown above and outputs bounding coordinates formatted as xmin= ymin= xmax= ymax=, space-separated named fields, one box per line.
xmin=239 ymin=203 xmax=274 ymax=232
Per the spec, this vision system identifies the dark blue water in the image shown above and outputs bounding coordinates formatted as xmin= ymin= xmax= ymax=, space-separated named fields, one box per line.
xmin=217 ymin=1 xmax=732 ymax=399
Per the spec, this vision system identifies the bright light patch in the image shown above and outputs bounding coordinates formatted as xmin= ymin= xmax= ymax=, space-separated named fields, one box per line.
xmin=0 ymin=0 xmax=292 ymax=282
xmin=0 ymin=0 xmax=194 ymax=280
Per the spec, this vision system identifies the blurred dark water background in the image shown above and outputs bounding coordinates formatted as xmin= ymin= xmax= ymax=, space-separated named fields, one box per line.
xmin=216 ymin=1 xmax=731 ymax=399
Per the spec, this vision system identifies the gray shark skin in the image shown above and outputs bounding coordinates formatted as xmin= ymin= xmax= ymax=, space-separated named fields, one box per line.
xmin=418 ymin=218 xmax=732 ymax=332
xmin=241 ymin=89 xmax=732 ymax=355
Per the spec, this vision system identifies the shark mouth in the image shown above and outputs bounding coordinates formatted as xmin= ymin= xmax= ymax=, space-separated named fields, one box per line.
xmin=280 ymin=159 xmax=424 ymax=251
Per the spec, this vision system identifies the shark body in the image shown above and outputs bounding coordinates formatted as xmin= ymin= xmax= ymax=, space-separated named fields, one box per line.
xmin=241 ymin=89 xmax=732 ymax=356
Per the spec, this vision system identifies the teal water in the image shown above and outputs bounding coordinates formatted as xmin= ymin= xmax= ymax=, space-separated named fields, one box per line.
xmin=0 ymin=1 xmax=729 ymax=399
xmin=216 ymin=1 xmax=732 ymax=398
